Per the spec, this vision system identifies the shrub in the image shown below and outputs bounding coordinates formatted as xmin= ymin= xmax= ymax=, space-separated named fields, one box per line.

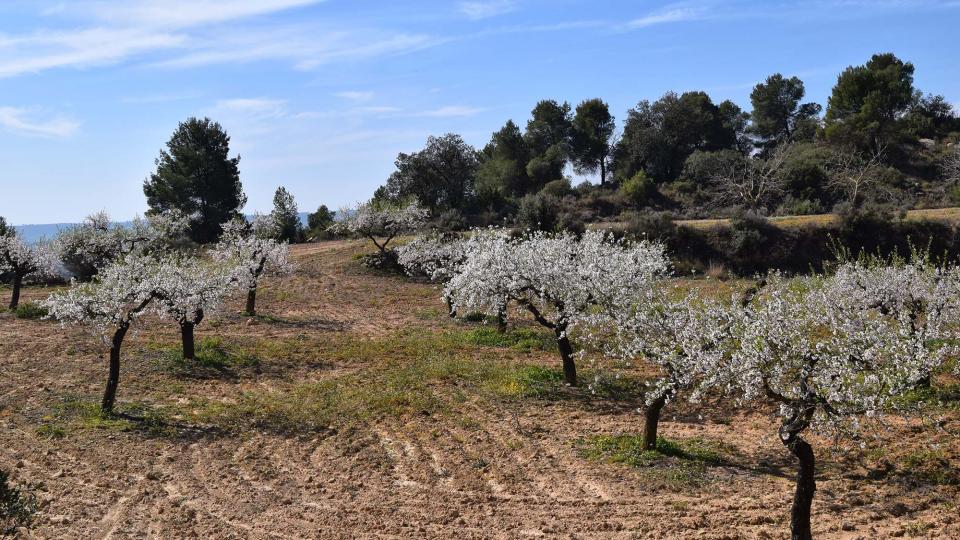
xmin=620 ymin=171 xmax=655 ymax=207
xmin=433 ymin=209 xmax=469 ymax=231
xmin=516 ymin=193 xmax=561 ymax=232
xmin=0 ymin=469 xmax=36 ymax=537
xmin=13 ymin=302 xmax=48 ymax=320
xmin=541 ymin=178 xmax=572 ymax=198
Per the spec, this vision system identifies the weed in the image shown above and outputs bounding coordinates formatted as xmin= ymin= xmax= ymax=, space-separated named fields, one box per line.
xmin=0 ymin=469 xmax=37 ymax=537
xmin=13 ymin=303 xmax=48 ymax=320
xmin=578 ymin=434 xmax=731 ymax=489
xmin=463 ymin=327 xmax=554 ymax=352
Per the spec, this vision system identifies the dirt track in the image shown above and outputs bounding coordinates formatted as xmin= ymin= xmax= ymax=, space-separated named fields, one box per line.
xmin=1 ymin=241 xmax=958 ymax=539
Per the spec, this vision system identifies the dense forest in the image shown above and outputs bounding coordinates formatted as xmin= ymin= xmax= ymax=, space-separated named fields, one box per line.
xmin=358 ymin=52 xmax=959 ymax=235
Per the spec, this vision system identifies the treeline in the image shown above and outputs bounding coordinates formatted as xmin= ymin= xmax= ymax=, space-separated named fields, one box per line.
xmin=371 ymin=52 xmax=960 ymax=231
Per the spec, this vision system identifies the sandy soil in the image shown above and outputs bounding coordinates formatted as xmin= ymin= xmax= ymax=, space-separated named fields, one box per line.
xmin=1 ymin=241 xmax=958 ymax=539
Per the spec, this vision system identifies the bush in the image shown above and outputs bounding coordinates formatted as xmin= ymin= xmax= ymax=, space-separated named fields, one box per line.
xmin=541 ymin=179 xmax=572 ymax=198
xmin=433 ymin=209 xmax=469 ymax=231
xmin=776 ymin=196 xmax=824 ymax=216
xmin=620 ymin=171 xmax=655 ymax=207
xmin=0 ymin=469 xmax=36 ymax=537
xmin=516 ymin=193 xmax=561 ymax=232
xmin=13 ymin=302 xmax=48 ymax=320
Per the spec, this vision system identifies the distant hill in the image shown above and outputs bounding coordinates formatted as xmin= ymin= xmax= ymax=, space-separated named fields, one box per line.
xmin=13 ymin=213 xmax=311 ymax=245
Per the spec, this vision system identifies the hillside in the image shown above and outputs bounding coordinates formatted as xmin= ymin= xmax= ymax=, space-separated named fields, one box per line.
xmin=1 ymin=241 xmax=957 ymax=538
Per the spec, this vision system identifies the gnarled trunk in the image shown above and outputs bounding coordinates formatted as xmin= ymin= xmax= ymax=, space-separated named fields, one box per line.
xmin=101 ymin=323 xmax=130 ymax=414
xmin=8 ymin=272 xmax=23 ymax=310
xmin=643 ymin=395 xmax=667 ymax=450
xmin=782 ymin=429 xmax=816 ymax=540
xmin=555 ymin=324 xmax=577 ymax=386
xmin=180 ymin=322 xmax=196 ymax=361
xmin=496 ymin=305 xmax=507 ymax=333
xmin=445 ymin=297 xmax=456 ymax=318
xmin=245 ymin=287 xmax=257 ymax=316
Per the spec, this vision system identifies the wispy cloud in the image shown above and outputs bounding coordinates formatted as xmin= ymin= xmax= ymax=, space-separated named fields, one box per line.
xmin=152 ymin=29 xmax=441 ymax=71
xmin=79 ymin=0 xmax=323 ymax=28
xmin=333 ymin=90 xmax=374 ymax=101
xmin=624 ymin=5 xmax=706 ymax=29
xmin=215 ymin=97 xmax=287 ymax=118
xmin=0 ymin=107 xmax=79 ymax=137
xmin=458 ymin=0 xmax=517 ymax=20
xmin=3 ymin=1 xmax=439 ymax=77
xmin=0 ymin=27 xmax=186 ymax=78
xmin=418 ymin=105 xmax=484 ymax=117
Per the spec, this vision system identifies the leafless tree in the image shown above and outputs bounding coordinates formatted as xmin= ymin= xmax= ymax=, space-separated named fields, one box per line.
xmin=942 ymin=145 xmax=960 ymax=185
xmin=712 ymin=144 xmax=790 ymax=211
xmin=827 ymin=146 xmax=887 ymax=207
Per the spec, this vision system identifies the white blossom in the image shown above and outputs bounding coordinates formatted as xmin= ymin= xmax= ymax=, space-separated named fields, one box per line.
xmin=213 ymin=218 xmax=293 ymax=314
xmin=445 ymin=229 xmax=670 ymax=384
xmin=397 ymin=232 xmax=466 ymax=283
xmin=726 ymin=261 xmax=960 ymax=436
xmin=328 ymin=201 xmax=428 ymax=253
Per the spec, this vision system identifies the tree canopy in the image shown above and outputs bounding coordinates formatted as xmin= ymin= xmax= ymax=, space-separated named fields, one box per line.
xmin=571 ymin=98 xmax=616 ymax=184
xmin=380 ymin=134 xmax=479 ymax=213
xmin=143 ymin=117 xmax=246 ymax=244
xmin=749 ymin=73 xmax=821 ymax=147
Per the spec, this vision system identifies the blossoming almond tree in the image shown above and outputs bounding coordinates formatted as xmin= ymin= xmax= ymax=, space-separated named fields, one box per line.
xmin=213 ymin=218 xmax=292 ymax=316
xmin=397 ymin=232 xmax=465 ymax=316
xmin=53 ymin=210 xmax=188 ymax=280
xmin=328 ymin=201 xmax=428 ymax=255
xmin=725 ymin=262 xmax=960 ymax=540
xmin=446 ymin=229 xmax=669 ymax=386
xmin=154 ymin=255 xmax=238 ymax=360
xmin=582 ymin=285 xmax=736 ymax=450
xmin=41 ymin=254 xmax=167 ymax=413
xmin=0 ymin=233 xmax=58 ymax=309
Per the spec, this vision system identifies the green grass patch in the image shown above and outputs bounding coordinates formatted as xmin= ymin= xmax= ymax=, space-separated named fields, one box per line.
xmin=13 ymin=302 xmax=48 ymax=320
xmin=37 ymin=396 xmax=174 ymax=437
xmin=896 ymin=448 xmax=960 ymax=486
xmin=158 ymin=337 xmax=259 ymax=377
xmin=578 ymin=434 xmax=731 ymax=488
xmin=177 ymin=330 xmax=631 ymax=433
xmin=462 ymin=326 xmax=555 ymax=352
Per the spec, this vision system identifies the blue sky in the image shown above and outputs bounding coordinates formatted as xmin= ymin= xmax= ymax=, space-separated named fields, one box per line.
xmin=1 ymin=0 xmax=957 ymax=225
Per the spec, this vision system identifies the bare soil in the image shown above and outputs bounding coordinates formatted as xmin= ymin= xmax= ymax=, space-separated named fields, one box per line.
xmin=1 ymin=241 xmax=958 ymax=539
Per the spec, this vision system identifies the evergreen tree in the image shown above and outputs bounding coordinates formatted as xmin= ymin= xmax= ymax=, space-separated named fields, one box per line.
xmin=270 ymin=186 xmax=302 ymax=243
xmin=570 ymin=98 xmax=615 ymax=185
xmin=143 ymin=117 xmax=246 ymax=243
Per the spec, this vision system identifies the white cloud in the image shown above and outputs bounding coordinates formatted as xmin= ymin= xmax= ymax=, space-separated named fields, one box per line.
xmin=2 ymin=1 xmax=438 ymax=77
xmin=0 ymin=27 xmax=186 ymax=78
xmin=333 ymin=90 xmax=374 ymax=101
xmin=0 ymin=107 xmax=79 ymax=137
xmin=153 ymin=29 xmax=441 ymax=70
xmin=84 ymin=0 xmax=323 ymax=29
xmin=458 ymin=0 xmax=517 ymax=20
xmin=215 ymin=97 xmax=287 ymax=117
xmin=418 ymin=105 xmax=484 ymax=117
xmin=624 ymin=6 xmax=705 ymax=29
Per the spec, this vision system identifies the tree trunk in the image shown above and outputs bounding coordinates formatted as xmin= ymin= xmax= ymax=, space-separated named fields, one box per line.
xmin=101 ymin=323 xmax=129 ymax=414
xmin=555 ymin=326 xmax=577 ymax=386
xmin=643 ymin=395 xmax=667 ymax=450
xmin=600 ymin=158 xmax=607 ymax=186
xmin=783 ymin=432 xmax=816 ymax=540
xmin=181 ymin=322 xmax=195 ymax=361
xmin=245 ymin=287 xmax=257 ymax=316
xmin=9 ymin=272 xmax=23 ymax=310
xmin=445 ymin=297 xmax=456 ymax=318
xmin=496 ymin=305 xmax=507 ymax=333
